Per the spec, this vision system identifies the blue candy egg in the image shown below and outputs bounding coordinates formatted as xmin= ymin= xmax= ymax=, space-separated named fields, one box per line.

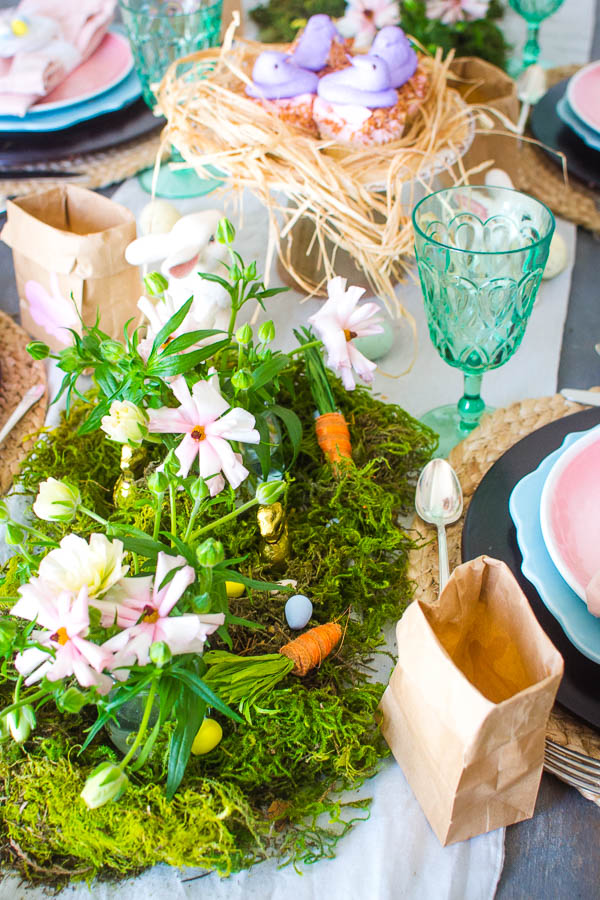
xmin=285 ymin=594 xmax=313 ymax=630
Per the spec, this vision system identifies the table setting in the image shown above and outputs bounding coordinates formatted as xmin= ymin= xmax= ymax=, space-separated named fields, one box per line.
xmin=0 ymin=0 xmax=599 ymax=898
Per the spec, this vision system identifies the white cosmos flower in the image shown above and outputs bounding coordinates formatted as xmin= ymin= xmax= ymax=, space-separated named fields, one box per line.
xmin=33 ymin=478 xmax=81 ymax=522
xmin=101 ymin=400 xmax=147 ymax=445
xmin=37 ymin=534 xmax=127 ymax=599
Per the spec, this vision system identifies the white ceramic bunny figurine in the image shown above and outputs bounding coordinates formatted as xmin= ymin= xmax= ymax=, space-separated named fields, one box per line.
xmin=125 ymin=208 xmax=231 ymax=332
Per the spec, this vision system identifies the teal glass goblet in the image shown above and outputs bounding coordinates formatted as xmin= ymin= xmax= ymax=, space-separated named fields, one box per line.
xmin=119 ymin=0 xmax=224 ymax=198
xmin=413 ymin=186 xmax=555 ymax=458
xmin=508 ymin=0 xmax=565 ymax=74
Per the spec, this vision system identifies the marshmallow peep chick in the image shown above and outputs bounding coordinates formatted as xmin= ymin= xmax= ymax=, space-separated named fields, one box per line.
xmin=125 ymin=209 xmax=230 ymax=332
xmin=289 ymin=14 xmax=342 ymax=72
xmin=371 ymin=25 xmax=417 ymax=88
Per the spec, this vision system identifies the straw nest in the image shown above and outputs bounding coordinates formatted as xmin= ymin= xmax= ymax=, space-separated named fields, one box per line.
xmin=157 ymin=23 xmax=475 ymax=318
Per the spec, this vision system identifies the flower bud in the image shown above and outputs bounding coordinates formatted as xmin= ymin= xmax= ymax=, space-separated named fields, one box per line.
xmin=0 ymin=618 xmax=17 ymax=657
xmin=191 ymin=592 xmax=211 ymax=613
xmin=81 ymin=762 xmax=129 ymax=809
xmin=231 ymin=369 xmax=253 ymax=391
xmin=27 ymin=341 xmax=50 ymax=360
xmin=147 ymin=470 xmax=168 ymax=496
xmin=56 ymin=687 xmax=90 ymax=714
xmin=235 ymin=323 xmax=253 ymax=346
xmin=100 ymin=340 xmax=126 ymax=364
xmin=7 ymin=705 xmax=36 ymax=743
xmin=255 ymin=480 xmax=285 ymax=506
xmin=101 ymin=401 xmax=146 ymax=445
xmin=58 ymin=348 xmax=81 ymax=373
xmin=216 ymin=218 xmax=235 ymax=245
xmin=258 ymin=320 xmax=275 ymax=344
xmin=33 ymin=477 xmax=81 ymax=523
xmin=5 ymin=522 xmax=24 ymax=545
xmin=190 ymin=477 xmax=209 ymax=502
xmin=196 ymin=538 xmax=224 ymax=568
xmin=243 ymin=261 xmax=257 ymax=282
xmin=144 ymin=272 xmax=169 ymax=297
xmin=149 ymin=641 xmax=172 ymax=668
xmin=163 ymin=450 xmax=181 ymax=478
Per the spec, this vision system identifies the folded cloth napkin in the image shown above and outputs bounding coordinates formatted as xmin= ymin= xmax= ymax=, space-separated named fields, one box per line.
xmin=0 ymin=0 xmax=116 ymax=116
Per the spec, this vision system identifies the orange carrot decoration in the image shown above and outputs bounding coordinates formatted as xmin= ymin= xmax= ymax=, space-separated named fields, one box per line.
xmin=315 ymin=413 xmax=352 ymax=467
xmin=279 ymin=622 xmax=343 ymax=676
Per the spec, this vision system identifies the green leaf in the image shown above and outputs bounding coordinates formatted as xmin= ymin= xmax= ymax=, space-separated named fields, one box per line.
xmin=166 ymin=687 xmax=205 ymax=799
xmin=157 ymin=329 xmax=224 ymax=357
xmin=269 ymin=404 xmax=302 ymax=466
xmin=116 ymin=534 xmax=172 ymax=560
xmin=252 ymin=415 xmax=273 ymax=480
xmin=149 ymin=296 xmax=194 ymax=359
xmin=218 ymin=567 xmax=291 ymax=593
xmin=197 ymin=271 xmax=233 ymax=292
xmin=170 ymin=668 xmax=243 ymax=722
xmin=146 ymin=340 xmax=229 ymax=377
xmin=250 ymin=354 xmax=290 ymax=392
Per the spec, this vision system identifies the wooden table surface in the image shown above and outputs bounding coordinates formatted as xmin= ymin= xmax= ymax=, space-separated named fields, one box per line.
xmin=0 ymin=1 xmax=599 ymax=896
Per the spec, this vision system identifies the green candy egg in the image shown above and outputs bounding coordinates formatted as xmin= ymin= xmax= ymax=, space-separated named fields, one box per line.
xmin=353 ymin=318 xmax=394 ymax=362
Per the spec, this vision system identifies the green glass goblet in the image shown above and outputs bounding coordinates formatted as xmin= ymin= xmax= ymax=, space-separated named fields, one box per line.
xmin=413 ymin=185 xmax=555 ymax=458
xmin=119 ymin=0 xmax=224 ymax=198
xmin=508 ymin=0 xmax=566 ymax=74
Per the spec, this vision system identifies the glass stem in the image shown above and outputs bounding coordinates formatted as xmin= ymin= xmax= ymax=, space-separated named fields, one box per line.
xmin=457 ymin=373 xmax=486 ymax=433
xmin=523 ymin=22 xmax=541 ymax=68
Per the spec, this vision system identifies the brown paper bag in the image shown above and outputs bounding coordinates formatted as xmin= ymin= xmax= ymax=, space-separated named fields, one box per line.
xmin=379 ymin=555 xmax=563 ymax=846
xmin=443 ymin=57 xmax=520 ymax=186
xmin=1 ymin=185 xmax=142 ymax=352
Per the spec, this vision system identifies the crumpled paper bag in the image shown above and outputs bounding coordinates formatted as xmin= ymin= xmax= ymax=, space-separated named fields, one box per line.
xmin=1 ymin=184 xmax=141 ymax=352
xmin=379 ymin=555 xmax=563 ymax=846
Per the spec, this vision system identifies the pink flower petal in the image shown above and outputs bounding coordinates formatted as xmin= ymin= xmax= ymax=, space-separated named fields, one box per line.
xmin=147 ymin=406 xmax=193 ymax=435
xmin=190 ymin=380 xmax=230 ymax=425
xmin=175 ymin=433 xmax=200 ymax=478
xmin=207 ymin=407 xmax=260 ymax=444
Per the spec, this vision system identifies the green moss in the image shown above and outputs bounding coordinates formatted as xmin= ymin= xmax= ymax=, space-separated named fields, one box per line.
xmin=0 ymin=368 xmax=435 ymax=885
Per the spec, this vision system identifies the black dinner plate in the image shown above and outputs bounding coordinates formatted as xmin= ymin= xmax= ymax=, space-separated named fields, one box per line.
xmin=529 ymin=79 xmax=600 ymax=191
xmin=0 ymin=99 xmax=164 ymax=167
xmin=462 ymin=407 xmax=600 ymax=731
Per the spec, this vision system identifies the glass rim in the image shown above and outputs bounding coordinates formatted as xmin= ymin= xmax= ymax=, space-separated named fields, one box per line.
xmin=412 ymin=185 xmax=556 ymax=256
xmin=118 ymin=0 xmax=222 ymax=16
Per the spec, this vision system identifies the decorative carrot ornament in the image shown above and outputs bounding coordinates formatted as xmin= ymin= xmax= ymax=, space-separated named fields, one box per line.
xmin=203 ymin=622 xmax=343 ymax=721
xmin=294 ymin=327 xmax=353 ymax=470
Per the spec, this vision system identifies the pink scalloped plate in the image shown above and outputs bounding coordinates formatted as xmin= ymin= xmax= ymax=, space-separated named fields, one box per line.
xmin=31 ymin=31 xmax=133 ymax=113
xmin=567 ymin=61 xmax=600 ymax=134
xmin=540 ymin=425 xmax=600 ymax=602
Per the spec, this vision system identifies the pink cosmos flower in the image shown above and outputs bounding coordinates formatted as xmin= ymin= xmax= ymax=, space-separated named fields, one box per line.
xmin=308 ymin=276 xmax=384 ymax=391
xmin=101 ymin=552 xmax=224 ymax=671
xmin=425 ymin=0 xmax=489 ymax=24
xmin=24 ymin=273 xmax=80 ymax=347
xmin=337 ymin=0 xmax=400 ymax=50
xmin=11 ymin=583 xmax=113 ymax=694
xmin=147 ymin=376 xmax=260 ymax=494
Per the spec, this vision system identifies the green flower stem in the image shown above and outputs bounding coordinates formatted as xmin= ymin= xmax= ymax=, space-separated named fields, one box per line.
xmin=119 ymin=679 xmax=157 ymax=770
xmin=14 ymin=674 xmax=23 ymax=703
xmin=13 ymin=521 xmax=59 ymax=545
xmin=289 ymin=339 xmax=322 ymax=356
xmin=17 ymin=544 xmax=37 ymax=567
xmin=192 ymin=497 xmax=258 ymax=540
xmin=152 ymin=494 xmax=164 ymax=542
xmin=0 ymin=688 xmax=48 ymax=719
xmin=168 ymin=484 xmax=177 ymax=547
xmin=183 ymin=496 xmax=205 ymax=543
xmin=132 ymin=552 xmax=140 ymax=576
xmin=79 ymin=506 xmax=109 ymax=526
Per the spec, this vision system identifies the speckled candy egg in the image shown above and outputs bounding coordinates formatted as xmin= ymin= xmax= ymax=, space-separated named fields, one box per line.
xmin=285 ymin=594 xmax=313 ymax=630
xmin=191 ymin=718 xmax=223 ymax=755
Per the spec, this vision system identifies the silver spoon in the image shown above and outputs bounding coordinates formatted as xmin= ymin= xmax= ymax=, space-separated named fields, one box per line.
xmin=415 ymin=459 xmax=464 ymax=597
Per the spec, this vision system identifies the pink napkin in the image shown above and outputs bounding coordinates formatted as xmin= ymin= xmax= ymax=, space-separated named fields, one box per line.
xmin=0 ymin=0 xmax=116 ymax=116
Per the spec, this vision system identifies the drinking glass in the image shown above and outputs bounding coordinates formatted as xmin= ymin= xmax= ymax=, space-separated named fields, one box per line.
xmin=413 ymin=185 xmax=554 ymax=458
xmin=508 ymin=0 xmax=566 ymax=74
xmin=119 ymin=0 xmax=224 ymax=198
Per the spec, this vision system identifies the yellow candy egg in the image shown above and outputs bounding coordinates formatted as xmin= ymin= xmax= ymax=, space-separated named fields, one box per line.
xmin=225 ymin=580 xmax=245 ymax=598
xmin=11 ymin=18 xmax=29 ymax=36
xmin=191 ymin=718 xmax=223 ymax=755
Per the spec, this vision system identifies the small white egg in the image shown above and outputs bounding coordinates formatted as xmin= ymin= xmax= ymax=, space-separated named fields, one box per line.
xmin=139 ymin=199 xmax=181 ymax=236
xmin=484 ymin=168 xmax=514 ymax=190
xmin=542 ymin=232 xmax=568 ymax=280
xmin=285 ymin=594 xmax=313 ymax=630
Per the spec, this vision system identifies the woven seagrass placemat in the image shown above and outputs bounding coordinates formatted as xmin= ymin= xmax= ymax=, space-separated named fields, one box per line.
xmin=0 ymin=310 xmax=47 ymax=495
xmin=0 ymin=132 xmax=163 ymax=200
xmin=514 ymin=65 xmax=600 ymax=235
xmin=406 ymin=389 xmax=600 ymax=805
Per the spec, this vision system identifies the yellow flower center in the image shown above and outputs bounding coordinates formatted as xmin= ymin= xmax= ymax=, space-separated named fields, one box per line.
xmin=51 ymin=627 xmax=69 ymax=646
xmin=344 ymin=329 xmax=357 ymax=342
xmin=142 ymin=606 xmax=160 ymax=624
xmin=191 ymin=425 xmax=206 ymax=442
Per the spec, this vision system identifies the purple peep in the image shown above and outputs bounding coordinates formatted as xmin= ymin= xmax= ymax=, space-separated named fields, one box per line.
xmin=246 ymin=51 xmax=319 ymax=100
xmin=371 ymin=26 xmax=418 ymax=88
xmin=290 ymin=14 xmax=342 ymax=72
xmin=317 ymin=55 xmax=397 ymax=108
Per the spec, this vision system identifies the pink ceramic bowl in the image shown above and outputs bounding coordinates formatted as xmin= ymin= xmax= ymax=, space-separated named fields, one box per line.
xmin=540 ymin=425 xmax=600 ymax=604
